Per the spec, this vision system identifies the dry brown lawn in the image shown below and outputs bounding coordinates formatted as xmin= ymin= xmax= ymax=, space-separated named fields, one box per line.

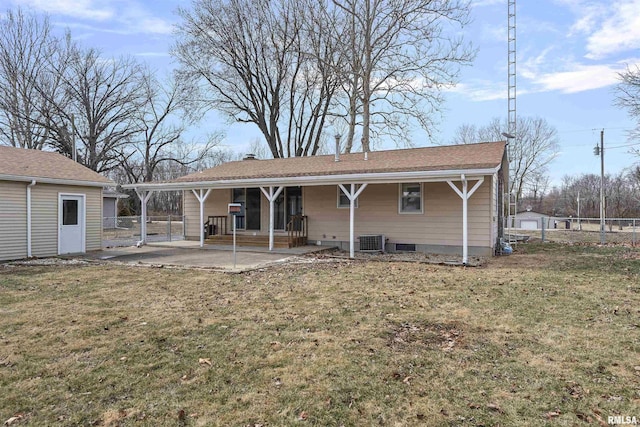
xmin=1 ymin=243 xmax=639 ymax=426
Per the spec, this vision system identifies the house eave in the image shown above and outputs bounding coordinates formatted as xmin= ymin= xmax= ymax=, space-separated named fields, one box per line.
xmin=122 ymin=166 xmax=501 ymax=191
xmin=0 ymin=174 xmax=112 ymax=188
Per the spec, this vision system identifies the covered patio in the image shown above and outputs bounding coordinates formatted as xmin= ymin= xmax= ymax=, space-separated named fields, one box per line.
xmin=123 ymin=142 xmax=508 ymax=264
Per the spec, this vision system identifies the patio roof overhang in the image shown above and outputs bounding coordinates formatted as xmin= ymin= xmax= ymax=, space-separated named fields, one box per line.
xmin=121 ymin=166 xmax=501 ymax=191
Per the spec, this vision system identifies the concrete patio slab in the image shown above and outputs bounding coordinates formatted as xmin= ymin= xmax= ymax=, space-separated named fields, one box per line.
xmin=88 ymin=242 xmax=336 ymax=272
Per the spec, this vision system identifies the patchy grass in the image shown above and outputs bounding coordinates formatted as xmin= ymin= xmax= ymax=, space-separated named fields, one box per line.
xmin=1 ymin=243 xmax=639 ymax=426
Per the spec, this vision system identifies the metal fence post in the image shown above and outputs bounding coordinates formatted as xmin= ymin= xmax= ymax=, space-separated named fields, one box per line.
xmin=168 ymin=215 xmax=172 ymax=242
xmin=541 ymin=219 xmax=545 ymax=243
xmin=633 ymin=219 xmax=637 ymax=247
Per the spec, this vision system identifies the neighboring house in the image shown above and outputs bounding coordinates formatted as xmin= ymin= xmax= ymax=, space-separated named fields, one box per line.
xmin=0 ymin=146 xmax=113 ymax=261
xmin=102 ymin=189 xmax=129 ymax=228
xmin=515 ymin=210 xmax=562 ymax=230
xmin=125 ymin=141 xmax=508 ymax=263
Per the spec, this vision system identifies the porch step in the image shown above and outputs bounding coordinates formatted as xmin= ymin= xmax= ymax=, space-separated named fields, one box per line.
xmin=205 ymin=234 xmax=297 ymax=248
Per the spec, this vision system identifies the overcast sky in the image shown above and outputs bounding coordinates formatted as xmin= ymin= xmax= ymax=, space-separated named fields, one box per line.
xmin=3 ymin=0 xmax=639 ymax=185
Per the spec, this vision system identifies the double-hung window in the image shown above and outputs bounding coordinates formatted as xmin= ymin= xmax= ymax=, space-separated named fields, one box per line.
xmin=337 ymin=187 xmax=358 ymax=208
xmin=399 ymin=183 xmax=423 ymax=214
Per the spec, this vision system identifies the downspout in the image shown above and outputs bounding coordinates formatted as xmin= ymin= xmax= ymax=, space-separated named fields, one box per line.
xmin=461 ymin=174 xmax=468 ymax=265
xmin=27 ymin=180 xmax=36 ymax=257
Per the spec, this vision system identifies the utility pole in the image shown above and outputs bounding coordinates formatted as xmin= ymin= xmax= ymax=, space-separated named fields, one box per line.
xmin=594 ymin=129 xmax=605 ymax=244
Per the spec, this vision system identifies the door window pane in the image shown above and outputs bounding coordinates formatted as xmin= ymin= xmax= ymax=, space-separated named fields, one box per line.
xmin=63 ymin=199 xmax=78 ymax=225
xmin=246 ymin=188 xmax=261 ymax=230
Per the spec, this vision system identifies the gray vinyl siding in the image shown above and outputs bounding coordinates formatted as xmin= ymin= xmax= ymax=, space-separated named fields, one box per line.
xmin=0 ymin=181 xmax=28 ymax=261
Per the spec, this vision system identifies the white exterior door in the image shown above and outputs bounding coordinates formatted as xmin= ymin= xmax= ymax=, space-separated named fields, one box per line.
xmin=59 ymin=194 xmax=85 ymax=254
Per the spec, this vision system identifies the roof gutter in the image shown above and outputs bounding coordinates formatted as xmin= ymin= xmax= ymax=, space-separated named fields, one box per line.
xmin=122 ymin=166 xmax=501 ymax=191
xmin=0 ymin=174 xmax=112 ymax=188
xmin=27 ymin=180 xmax=36 ymax=257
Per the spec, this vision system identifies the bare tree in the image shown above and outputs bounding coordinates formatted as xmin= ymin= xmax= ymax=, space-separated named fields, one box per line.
xmin=616 ymin=65 xmax=640 ymax=141
xmin=451 ymin=117 xmax=559 ymax=200
xmin=46 ymin=44 xmax=147 ymax=172
xmin=450 ymin=123 xmax=480 ymax=145
xmin=0 ymin=8 xmax=63 ymax=149
xmin=174 ymin=0 xmax=340 ymax=158
xmin=117 ymin=71 xmax=218 ymax=183
xmin=333 ymin=0 xmax=474 ymax=152
xmin=520 ymin=171 xmax=550 ymax=212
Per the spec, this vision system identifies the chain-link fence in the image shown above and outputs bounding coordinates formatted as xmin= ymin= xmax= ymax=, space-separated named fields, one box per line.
xmin=507 ymin=217 xmax=640 ymax=246
xmin=103 ymin=215 xmax=185 ymax=248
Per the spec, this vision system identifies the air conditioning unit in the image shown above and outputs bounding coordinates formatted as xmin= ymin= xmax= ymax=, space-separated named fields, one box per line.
xmin=359 ymin=234 xmax=385 ymax=252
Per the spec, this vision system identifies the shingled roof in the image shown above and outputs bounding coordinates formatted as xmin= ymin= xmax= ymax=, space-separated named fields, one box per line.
xmin=175 ymin=141 xmax=506 ymax=183
xmin=0 ymin=146 xmax=113 ymax=186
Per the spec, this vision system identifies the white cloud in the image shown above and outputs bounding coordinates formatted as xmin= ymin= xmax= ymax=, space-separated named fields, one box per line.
xmin=532 ymin=63 xmax=625 ymax=93
xmin=136 ymin=17 xmax=173 ymax=35
xmin=447 ymin=80 xmax=508 ymax=102
xmin=8 ymin=0 xmax=173 ymax=35
xmin=471 ymin=0 xmax=503 ymax=7
xmin=12 ymin=0 xmax=114 ymax=21
xmin=553 ymin=0 xmax=640 ymax=60
xmin=584 ymin=1 xmax=640 ymax=60
xmin=135 ymin=52 xmax=171 ymax=58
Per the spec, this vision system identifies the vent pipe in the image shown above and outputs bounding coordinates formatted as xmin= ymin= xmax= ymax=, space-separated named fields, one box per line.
xmin=334 ymin=134 xmax=341 ymax=162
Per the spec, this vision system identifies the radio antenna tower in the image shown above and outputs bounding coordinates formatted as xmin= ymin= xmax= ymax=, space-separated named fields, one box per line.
xmin=505 ymin=0 xmax=517 ymax=244
xmin=507 ymin=0 xmax=516 ymax=140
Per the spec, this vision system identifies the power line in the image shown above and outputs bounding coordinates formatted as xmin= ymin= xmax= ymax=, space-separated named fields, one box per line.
xmin=607 ymin=141 xmax=640 ymax=150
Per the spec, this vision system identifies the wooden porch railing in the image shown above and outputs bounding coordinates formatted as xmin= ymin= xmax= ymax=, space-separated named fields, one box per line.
xmin=204 ymin=215 xmax=228 ymax=237
xmin=287 ymin=215 xmax=307 ymax=247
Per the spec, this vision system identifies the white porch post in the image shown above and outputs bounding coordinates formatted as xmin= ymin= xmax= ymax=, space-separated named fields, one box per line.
xmin=27 ymin=180 xmax=36 ymax=257
xmin=192 ymin=188 xmax=212 ymax=247
xmin=338 ymin=183 xmax=368 ymax=258
xmin=447 ymin=175 xmax=484 ymax=265
xmin=135 ymin=189 xmax=154 ymax=245
xmin=260 ymin=186 xmax=284 ymax=251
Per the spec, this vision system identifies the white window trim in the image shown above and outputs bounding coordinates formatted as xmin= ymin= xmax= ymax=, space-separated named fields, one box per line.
xmin=337 ymin=186 xmax=358 ymax=209
xmin=398 ymin=182 xmax=423 ymax=214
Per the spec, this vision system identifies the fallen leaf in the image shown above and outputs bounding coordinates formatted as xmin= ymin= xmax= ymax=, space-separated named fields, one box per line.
xmin=403 ymin=376 xmax=412 ymax=385
xmin=298 ymin=411 xmax=308 ymax=421
xmin=545 ymin=411 xmax=561 ymax=419
xmin=198 ymin=358 xmax=212 ymax=366
xmin=592 ymin=410 xmax=607 ymax=427
xmin=576 ymin=412 xmax=591 ymax=422
xmin=4 ymin=415 xmax=24 ymax=426
xmin=487 ymin=403 xmax=503 ymax=413
xmin=120 ymin=356 xmax=127 ymax=361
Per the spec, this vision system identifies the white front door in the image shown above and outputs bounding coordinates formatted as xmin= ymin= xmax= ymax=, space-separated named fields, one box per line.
xmin=59 ymin=194 xmax=85 ymax=254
